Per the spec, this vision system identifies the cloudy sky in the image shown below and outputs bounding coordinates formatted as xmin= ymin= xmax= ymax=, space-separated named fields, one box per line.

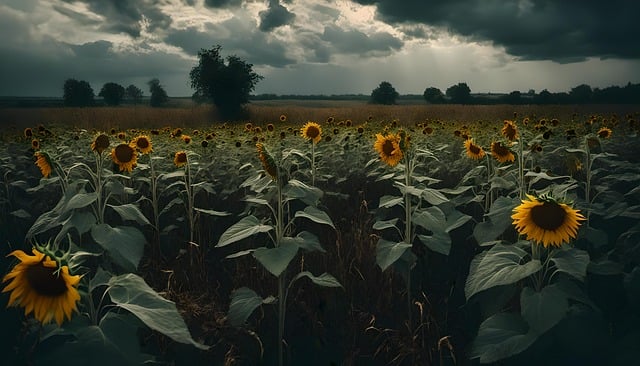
xmin=1 ymin=0 xmax=639 ymax=97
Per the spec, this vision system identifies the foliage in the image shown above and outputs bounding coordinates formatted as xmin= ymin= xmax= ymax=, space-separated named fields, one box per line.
xmin=63 ymin=78 xmax=95 ymax=107
xmin=370 ymin=81 xmax=399 ymax=105
xmin=98 ymin=82 xmax=126 ymax=106
xmin=147 ymin=78 xmax=168 ymax=107
xmin=423 ymin=86 xmax=445 ymax=104
xmin=124 ymin=84 xmax=143 ymax=104
xmin=446 ymin=82 xmax=472 ymax=104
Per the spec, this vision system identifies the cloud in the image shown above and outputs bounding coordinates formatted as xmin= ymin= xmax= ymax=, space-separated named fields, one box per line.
xmin=350 ymin=0 xmax=640 ymax=62
xmin=259 ymin=0 xmax=295 ymax=32
xmin=203 ymin=0 xmax=242 ymax=8
xmin=320 ymin=24 xmax=403 ymax=57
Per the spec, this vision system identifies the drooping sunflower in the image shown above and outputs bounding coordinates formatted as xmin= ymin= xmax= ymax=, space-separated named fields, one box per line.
xmin=301 ymin=122 xmax=322 ymax=144
xmin=34 ymin=151 xmax=52 ymax=178
xmin=111 ymin=143 xmax=138 ymax=172
xmin=174 ymin=151 xmax=188 ymax=167
xmin=91 ymin=133 xmax=110 ymax=154
xmin=24 ymin=128 xmax=33 ymax=139
xmin=373 ymin=133 xmax=403 ymax=167
xmin=502 ymin=120 xmax=519 ymax=142
xmin=31 ymin=139 xmax=40 ymax=150
xmin=181 ymin=135 xmax=192 ymax=144
xmin=512 ymin=194 xmax=585 ymax=248
xmin=597 ymin=127 xmax=612 ymax=139
xmin=491 ymin=141 xmax=515 ymax=163
xmin=256 ymin=143 xmax=278 ymax=180
xmin=131 ymin=135 xmax=152 ymax=154
xmin=464 ymin=139 xmax=486 ymax=160
xmin=2 ymin=248 xmax=81 ymax=326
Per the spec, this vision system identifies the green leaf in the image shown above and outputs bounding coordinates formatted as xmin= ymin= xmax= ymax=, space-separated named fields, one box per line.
xmin=228 ymin=287 xmax=265 ymax=327
xmin=216 ymin=215 xmax=273 ymax=247
xmin=253 ymin=241 xmax=299 ymax=277
xmin=422 ymin=187 xmax=449 ymax=205
xmin=283 ymin=179 xmax=323 ymax=205
xmin=91 ymin=224 xmax=146 ymax=272
xmin=291 ymin=271 xmax=342 ymax=288
xmin=10 ymin=209 xmax=30 ymax=219
xmin=414 ymin=206 xmax=451 ymax=255
xmin=90 ymin=267 xmax=113 ymax=293
xmin=470 ymin=313 xmax=537 ymax=364
xmin=67 ymin=192 xmax=98 ymax=210
xmin=108 ymin=203 xmax=151 ymax=226
xmin=550 ymin=247 xmax=590 ymax=281
xmin=473 ymin=196 xmax=519 ymax=243
xmin=373 ymin=218 xmax=399 ymax=231
xmin=294 ymin=206 xmax=335 ymax=229
xmin=194 ymin=207 xmax=231 ymax=216
xmin=282 ymin=231 xmax=325 ymax=252
xmin=521 ymin=284 xmax=569 ymax=334
xmin=376 ymin=238 xmax=412 ymax=272
xmin=378 ymin=195 xmax=403 ymax=208
xmin=465 ymin=244 xmax=542 ymax=300
xmin=108 ymin=273 xmax=208 ymax=350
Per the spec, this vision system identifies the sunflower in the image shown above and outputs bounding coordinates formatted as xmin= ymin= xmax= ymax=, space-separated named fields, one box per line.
xmin=34 ymin=151 xmax=52 ymax=178
xmin=301 ymin=122 xmax=322 ymax=144
xmin=373 ymin=133 xmax=403 ymax=167
xmin=256 ymin=143 xmax=278 ymax=180
xmin=464 ymin=139 xmax=486 ymax=160
xmin=502 ymin=120 xmax=519 ymax=142
xmin=597 ymin=127 xmax=612 ymax=139
xmin=279 ymin=114 xmax=287 ymax=122
xmin=491 ymin=141 xmax=515 ymax=163
xmin=267 ymin=124 xmax=275 ymax=132
xmin=511 ymin=194 xmax=585 ymax=248
xmin=2 ymin=248 xmax=81 ymax=326
xmin=91 ymin=133 xmax=110 ymax=154
xmin=24 ymin=128 xmax=33 ymax=138
xmin=117 ymin=132 xmax=126 ymax=140
xmin=31 ymin=139 xmax=40 ymax=150
xmin=111 ymin=143 xmax=138 ymax=172
xmin=181 ymin=135 xmax=192 ymax=144
xmin=131 ymin=135 xmax=152 ymax=154
xmin=174 ymin=151 xmax=188 ymax=167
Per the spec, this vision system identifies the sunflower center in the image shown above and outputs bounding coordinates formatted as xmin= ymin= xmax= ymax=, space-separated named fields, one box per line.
xmin=306 ymin=126 xmax=320 ymax=138
xmin=115 ymin=144 xmax=134 ymax=162
xmin=176 ymin=152 xmax=187 ymax=163
xmin=530 ymin=202 xmax=567 ymax=230
xmin=136 ymin=138 xmax=149 ymax=149
xmin=469 ymin=143 xmax=481 ymax=154
xmin=382 ymin=139 xmax=395 ymax=156
xmin=25 ymin=262 xmax=67 ymax=297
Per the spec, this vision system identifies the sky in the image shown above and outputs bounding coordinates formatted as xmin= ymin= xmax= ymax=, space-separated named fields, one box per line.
xmin=1 ymin=0 xmax=639 ymax=97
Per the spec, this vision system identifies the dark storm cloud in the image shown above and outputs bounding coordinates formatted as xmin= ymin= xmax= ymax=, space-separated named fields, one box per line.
xmin=52 ymin=4 xmax=102 ymax=26
xmin=258 ymin=0 xmax=295 ymax=32
xmin=320 ymin=25 xmax=403 ymax=56
xmin=351 ymin=0 xmax=640 ymax=61
xmin=59 ymin=0 xmax=172 ymax=37
xmin=204 ymin=0 xmax=242 ymax=8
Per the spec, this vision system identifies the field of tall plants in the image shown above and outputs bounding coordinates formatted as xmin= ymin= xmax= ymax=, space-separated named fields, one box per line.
xmin=1 ymin=104 xmax=639 ymax=365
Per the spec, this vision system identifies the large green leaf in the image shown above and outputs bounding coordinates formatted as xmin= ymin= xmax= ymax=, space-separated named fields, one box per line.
xmin=422 ymin=187 xmax=449 ymax=205
xmin=414 ymin=206 xmax=452 ymax=255
xmin=372 ymin=218 xmax=399 ymax=231
xmin=550 ymin=247 xmax=590 ymax=281
xmin=216 ymin=215 xmax=273 ymax=247
xmin=473 ymin=196 xmax=519 ymax=243
xmin=107 ymin=273 xmax=208 ymax=350
xmin=253 ymin=240 xmax=299 ymax=277
xmin=521 ymin=284 xmax=569 ymax=335
xmin=282 ymin=231 xmax=325 ymax=252
xmin=291 ymin=271 xmax=343 ymax=288
xmin=194 ymin=207 xmax=231 ymax=217
xmin=470 ymin=313 xmax=537 ymax=364
xmin=283 ymin=179 xmax=323 ymax=205
xmin=376 ymin=238 xmax=412 ymax=272
xmin=294 ymin=206 xmax=335 ymax=229
xmin=108 ymin=203 xmax=151 ymax=226
xmin=91 ymin=224 xmax=146 ymax=272
xmin=67 ymin=192 xmax=98 ymax=210
xmin=378 ymin=195 xmax=403 ymax=209
xmin=227 ymin=287 xmax=273 ymax=327
xmin=465 ymin=244 xmax=542 ymax=300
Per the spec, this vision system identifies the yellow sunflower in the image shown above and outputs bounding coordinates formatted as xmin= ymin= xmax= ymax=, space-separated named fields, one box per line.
xmin=373 ymin=133 xmax=403 ymax=167
xmin=111 ymin=143 xmax=138 ymax=172
xmin=174 ymin=151 xmax=188 ymax=167
xmin=597 ymin=127 xmax=612 ymax=139
xmin=181 ymin=135 xmax=192 ymax=144
xmin=2 ymin=248 xmax=81 ymax=326
xmin=301 ymin=122 xmax=322 ymax=144
xmin=131 ymin=135 xmax=153 ymax=154
xmin=34 ymin=151 xmax=52 ymax=178
xmin=91 ymin=133 xmax=110 ymax=154
xmin=256 ymin=143 xmax=278 ymax=180
xmin=464 ymin=139 xmax=486 ymax=160
xmin=24 ymin=127 xmax=33 ymax=139
xmin=502 ymin=120 xmax=519 ymax=142
xmin=512 ymin=194 xmax=585 ymax=248
xmin=491 ymin=141 xmax=515 ymax=163
xmin=279 ymin=114 xmax=287 ymax=122
xmin=31 ymin=139 xmax=40 ymax=150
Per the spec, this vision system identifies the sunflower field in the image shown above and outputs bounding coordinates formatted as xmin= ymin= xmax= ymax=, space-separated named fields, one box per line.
xmin=1 ymin=107 xmax=640 ymax=366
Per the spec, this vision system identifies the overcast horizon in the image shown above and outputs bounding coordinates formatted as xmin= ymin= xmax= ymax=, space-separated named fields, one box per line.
xmin=1 ymin=0 xmax=639 ymax=98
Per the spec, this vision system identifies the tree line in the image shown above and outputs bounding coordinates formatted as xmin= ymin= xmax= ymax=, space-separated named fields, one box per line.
xmin=62 ymin=78 xmax=168 ymax=107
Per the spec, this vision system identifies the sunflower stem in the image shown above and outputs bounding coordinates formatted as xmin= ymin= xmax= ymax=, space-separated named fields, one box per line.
xmin=311 ymin=141 xmax=316 ymax=186
xmin=276 ymin=173 xmax=286 ymax=366
xmin=518 ymin=133 xmax=525 ymax=200
xmin=404 ymin=156 xmax=413 ymax=329
xmin=584 ymin=137 xmax=592 ymax=227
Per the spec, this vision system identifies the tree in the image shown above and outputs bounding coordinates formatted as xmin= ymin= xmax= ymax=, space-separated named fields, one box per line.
xmin=63 ymin=78 xmax=94 ymax=107
xmin=98 ymin=82 xmax=125 ymax=106
xmin=504 ymin=90 xmax=522 ymax=104
xmin=190 ymin=45 xmax=264 ymax=119
xmin=423 ymin=87 xmax=445 ymax=104
xmin=569 ymin=84 xmax=592 ymax=104
xmin=148 ymin=78 xmax=169 ymax=107
xmin=370 ymin=81 xmax=399 ymax=105
xmin=445 ymin=82 xmax=471 ymax=104
xmin=125 ymin=84 xmax=144 ymax=104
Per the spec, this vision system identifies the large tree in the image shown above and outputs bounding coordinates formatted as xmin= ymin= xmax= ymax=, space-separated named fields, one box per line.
xmin=125 ymin=84 xmax=144 ymax=104
xmin=189 ymin=45 xmax=263 ymax=119
xmin=148 ymin=78 xmax=169 ymax=107
xmin=446 ymin=82 xmax=471 ymax=104
xmin=98 ymin=82 xmax=125 ymax=106
xmin=423 ymin=86 xmax=445 ymax=104
xmin=370 ymin=81 xmax=399 ymax=105
xmin=63 ymin=78 xmax=94 ymax=107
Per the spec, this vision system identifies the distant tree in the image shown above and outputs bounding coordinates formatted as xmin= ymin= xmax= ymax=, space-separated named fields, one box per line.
xmin=63 ymin=78 xmax=95 ymax=107
xmin=125 ymin=84 xmax=144 ymax=104
xmin=504 ymin=90 xmax=522 ymax=104
xmin=423 ymin=87 xmax=445 ymax=104
xmin=370 ymin=81 xmax=399 ymax=105
xmin=98 ymin=82 xmax=125 ymax=106
xmin=569 ymin=84 xmax=593 ymax=104
xmin=190 ymin=45 xmax=263 ymax=119
xmin=445 ymin=82 xmax=471 ymax=104
xmin=148 ymin=78 xmax=169 ymax=107
xmin=534 ymin=89 xmax=553 ymax=104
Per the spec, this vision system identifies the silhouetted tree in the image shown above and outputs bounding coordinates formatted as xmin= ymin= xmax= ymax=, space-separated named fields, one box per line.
xmin=148 ymin=78 xmax=169 ymax=107
xmin=125 ymin=84 xmax=144 ymax=104
xmin=370 ymin=81 xmax=399 ymax=105
xmin=98 ymin=82 xmax=125 ymax=106
xmin=423 ymin=87 xmax=445 ymax=104
xmin=570 ymin=84 xmax=593 ymax=104
xmin=504 ymin=90 xmax=522 ymax=104
xmin=190 ymin=45 xmax=263 ymax=119
xmin=63 ymin=78 xmax=94 ymax=107
xmin=446 ymin=82 xmax=471 ymax=104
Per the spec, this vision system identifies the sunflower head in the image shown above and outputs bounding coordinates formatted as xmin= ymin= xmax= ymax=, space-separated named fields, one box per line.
xmin=256 ymin=143 xmax=278 ymax=180
xmin=174 ymin=151 xmax=188 ymax=168
xmin=373 ymin=133 xmax=403 ymax=167
xmin=279 ymin=114 xmax=287 ymax=122
xmin=31 ymin=139 xmax=40 ymax=150
xmin=597 ymin=127 xmax=612 ymax=139
xmin=24 ymin=128 xmax=33 ymax=138
xmin=91 ymin=133 xmax=110 ymax=154
xmin=111 ymin=143 xmax=138 ymax=172
xmin=502 ymin=120 xmax=519 ymax=142
xmin=301 ymin=122 xmax=322 ymax=144
xmin=2 ymin=248 xmax=82 ymax=326
xmin=34 ymin=151 xmax=52 ymax=178
xmin=181 ymin=135 xmax=192 ymax=144
xmin=267 ymin=124 xmax=275 ymax=132
xmin=131 ymin=135 xmax=153 ymax=154
xmin=512 ymin=194 xmax=585 ymax=248
xmin=491 ymin=141 xmax=515 ymax=163
xmin=464 ymin=138 xmax=486 ymax=160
